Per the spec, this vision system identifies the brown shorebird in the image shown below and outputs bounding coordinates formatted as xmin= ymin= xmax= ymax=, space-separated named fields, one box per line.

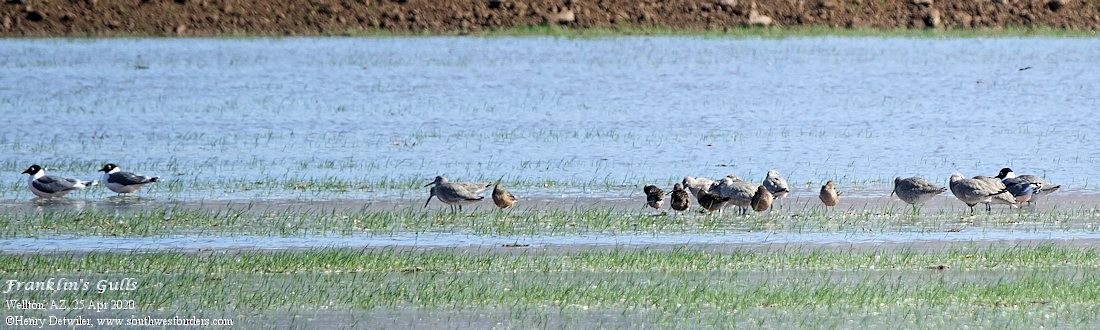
xmin=891 ymin=176 xmax=947 ymax=214
xmin=697 ymin=190 xmax=731 ymax=213
xmin=715 ymin=175 xmax=756 ymax=215
xmin=949 ymin=173 xmax=1010 ymax=214
xmin=972 ymin=175 xmax=1018 ymax=210
xmin=491 ymin=177 xmax=517 ymax=209
xmin=643 ymin=185 xmax=664 ymax=210
xmin=669 ymin=183 xmax=690 ymax=212
xmin=424 ymin=176 xmax=489 ymax=212
xmin=750 ymin=185 xmax=773 ymax=213
xmin=819 ymin=180 xmax=840 ymax=209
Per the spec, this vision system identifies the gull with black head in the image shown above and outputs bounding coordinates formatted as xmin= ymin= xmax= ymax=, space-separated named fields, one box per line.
xmin=99 ymin=163 xmax=159 ymax=195
xmin=22 ymin=164 xmax=96 ymax=198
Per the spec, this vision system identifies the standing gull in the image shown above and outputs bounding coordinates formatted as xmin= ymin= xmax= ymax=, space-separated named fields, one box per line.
xmin=995 ymin=168 xmax=1060 ymax=204
xmin=423 ymin=176 xmax=489 ymax=212
xmin=491 ymin=177 xmax=517 ymax=209
xmin=22 ymin=165 xmax=96 ymax=198
xmin=99 ymin=163 xmax=158 ymax=195
xmin=762 ymin=170 xmax=790 ymax=209
xmin=891 ymin=176 xmax=947 ymax=214
xmin=669 ymin=183 xmax=690 ymax=212
xmin=643 ymin=185 xmax=665 ymax=211
xmin=819 ymin=180 xmax=840 ymax=210
xmin=1001 ymin=176 xmax=1041 ymax=205
xmin=948 ymin=173 xmax=1009 ymax=214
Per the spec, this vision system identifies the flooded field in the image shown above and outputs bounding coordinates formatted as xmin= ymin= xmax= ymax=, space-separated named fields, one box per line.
xmin=2 ymin=36 xmax=1099 ymax=327
xmin=1 ymin=37 xmax=1098 ymax=202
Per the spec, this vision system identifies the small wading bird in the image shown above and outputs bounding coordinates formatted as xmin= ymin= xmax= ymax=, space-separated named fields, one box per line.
xmin=669 ymin=183 xmax=690 ymax=212
xmin=971 ymin=175 xmax=1018 ymax=210
xmin=423 ymin=176 xmax=490 ymax=213
xmin=762 ymin=170 xmax=790 ymax=210
xmin=715 ymin=175 xmax=756 ymax=215
xmin=891 ymin=176 xmax=947 ymax=214
xmin=819 ymin=180 xmax=840 ymax=210
xmin=491 ymin=177 xmax=517 ymax=209
xmin=99 ymin=163 xmax=158 ymax=195
xmin=995 ymin=168 xmax=1060 ymax=205
xmin=750 ymin=185 xmax=773 ymax=213
xmin=948 ymin=173 xmax=1010 ymax=214
xmin=643 ymin=185 xmax=665 ymax=211
xmin=697 ymin=190 xmax=731 ymax=213
xmin=22 ymin=165 xmax=96 ymax=198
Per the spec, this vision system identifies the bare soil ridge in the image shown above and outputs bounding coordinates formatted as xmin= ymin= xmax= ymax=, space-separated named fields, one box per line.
xmin=2 ymin=0 xmax=1098 ymax=37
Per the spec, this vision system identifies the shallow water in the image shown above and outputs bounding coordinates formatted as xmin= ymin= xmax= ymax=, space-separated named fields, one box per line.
xmin=4 ymin=229 xmax=1100 ymax=253
xmin=1 ymin=37 xmax=1098 ymax=202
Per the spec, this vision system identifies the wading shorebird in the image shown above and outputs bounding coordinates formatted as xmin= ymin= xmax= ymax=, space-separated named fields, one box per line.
xmin=697 ymin=190 xmax=731 ymax=213
xmin=643 ymin=185 xmax=665 ymax=211
xmin=891 ymin=176 xmax=947 ymax=214
xmin=99 ymin=163 xmax=158 ymax=195
xmin=971 ymin=176 xmax=1018 ymax=210
xmin=682 ymin=176 xmax=716 ymax=202
xmin=995 ymin=168 xmax=1060 ymax=204
xmin=22 ymin=165 xmax=96 ymax=198
xmin=949 ymin=173 xmax=1010 ymax=214
xmin=762 ymin=170 xmax=790 ymax=209
xmin=819 ymin=180 xmax=840 ymax=210
xmin=423 ymin=176 xmax=489 ymax=212
xmin=715 ymin=175 xmax=756 ymax=215
xmin=750 ymin=185 xmax=773 ymax=213
xmin=491 ymin=177 xmax=517 ymax=209
xmin=669 ymin=183 xmax=690 ymax=212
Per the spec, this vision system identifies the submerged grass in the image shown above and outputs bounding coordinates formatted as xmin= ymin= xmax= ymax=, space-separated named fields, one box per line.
xmin=1 ymin=245 xmax=1099 ymax=327
xmin=0 ymin=203 xmax=1096 ymax=237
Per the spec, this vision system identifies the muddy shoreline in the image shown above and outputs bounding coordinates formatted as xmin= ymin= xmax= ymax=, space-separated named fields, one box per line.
xmin=2 ymin=0 xmax=1098 ymax=37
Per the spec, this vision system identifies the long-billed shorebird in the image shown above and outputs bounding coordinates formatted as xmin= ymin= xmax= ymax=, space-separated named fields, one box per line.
xmin=643 ymin=185 xmax=665 ymax=211
xmin=819 ymin=180 xmax=840 ymax=210
xmin=22 ymin=165 xmax=96 ymax=198
xmin=669 ymin=183 xmax=690 ymax=212
xmin=995 ymin=168 xmax=1060 ymax=204
xmin=491 ymin=177 xmax=517 ymax=209
xmin=423 ymin=176 xmax=489 ymax=212
xmin=682 ymin=176 xmax=717 ymax=202
xmin=715 ymin=175 xmax=756 ymax=215
xmin=99 ymin=163 xmax=158 ymax=195
xmin=972 ymin=176 xmax=1018 ymax=210
xmin=750 ymin=185 xmax=773 ymax=213
xmin=891 ymin=176 xmax=947 ymax=214
xmin=762 ymin=170 xmax=790 ymax=209
xmin=949 ymin=173 xmax=1010 ymax=214
xmin=697 ymin=190 xmax=731 ymax=213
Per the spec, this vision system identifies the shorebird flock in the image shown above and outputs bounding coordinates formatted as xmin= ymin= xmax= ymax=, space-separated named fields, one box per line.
xmin=655 ymin=168 xmax=1059 ymax=215
xmin=20 ymin=164 xmax=1061 ymax=215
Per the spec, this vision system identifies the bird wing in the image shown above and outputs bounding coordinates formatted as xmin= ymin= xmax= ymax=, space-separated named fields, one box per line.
xmin=32 ymin=176 xmax=80 ymax=194
xmin=109 ymin=172 xmax=154 ymax=185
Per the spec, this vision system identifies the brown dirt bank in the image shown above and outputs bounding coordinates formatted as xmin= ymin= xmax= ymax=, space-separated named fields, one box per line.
xmin=1 ymin=0 xmax=1098 ymax=37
